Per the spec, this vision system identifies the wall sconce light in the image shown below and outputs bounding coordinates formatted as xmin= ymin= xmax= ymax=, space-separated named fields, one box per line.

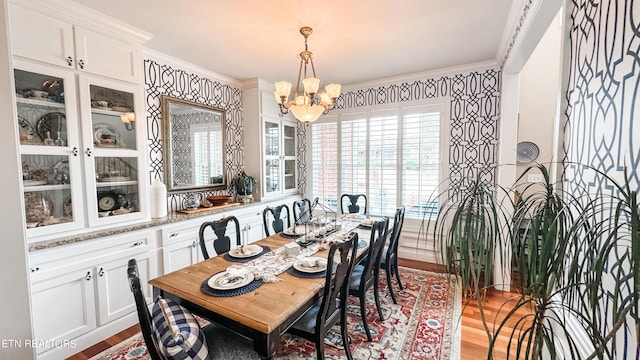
xmin=120 ymin=112 xmax=135 ymax=131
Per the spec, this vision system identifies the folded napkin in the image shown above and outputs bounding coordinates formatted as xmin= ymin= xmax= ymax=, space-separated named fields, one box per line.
xmin=333 ymin=234 xmax=347 ymax=242
xmin=361 ymin=219 xmax=375 ymax=226
xmin=226 ymin=265 xmax=248 ymax=276
xmin=298 ymin=257 xmax=325 ymax=268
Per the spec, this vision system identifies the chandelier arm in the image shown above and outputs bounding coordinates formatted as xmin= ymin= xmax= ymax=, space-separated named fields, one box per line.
xmin=309 ymin=58 xmax=317 ymax=80
xmin=295 ymin=57 xmax=305 ymax=98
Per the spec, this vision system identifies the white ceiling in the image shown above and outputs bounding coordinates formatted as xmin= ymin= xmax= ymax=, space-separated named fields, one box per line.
xmin=72 ymin=0 xmax=517 ymax=86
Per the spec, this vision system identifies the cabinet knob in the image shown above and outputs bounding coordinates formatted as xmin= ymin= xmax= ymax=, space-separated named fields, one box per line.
xmin=85 ymin=148 xmax=92 ymax=157
xmin=66 ymin=56 xmax=73 ymax=66
xmin=72 ymin=147 xmax=79 ymax=156
xmin=85 ymin=272 xmax=92 ymax=281
xmin=247 ymin=224 xmax=251 ymax=230
xmin=133 ymin=241 xmax=144 ymax=247
xmin=192 ymin=241 xmax=197 ymax=248
xmin=78 ymin=59 xmax=85 ymax=69
xmin=29 ymin=267 xmax=40 ymax=273
xmin=98 ymin=268 xmax=104 ymax=277
xmin=169 ymin=232 xmax=179 ymax=238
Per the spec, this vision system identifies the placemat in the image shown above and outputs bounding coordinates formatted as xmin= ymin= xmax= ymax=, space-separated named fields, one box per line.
xmin=286 ymin=267 xmax=326 ymax=279
xmin=280 ymin=232 xmax=300 ymax=239
xmin=223 ymin=246 xmax=271 ymax=263
xmin=286 ymin=263 xmax=337 ymax=279
xmin=200 ymin=273 xmax=264 ymax=297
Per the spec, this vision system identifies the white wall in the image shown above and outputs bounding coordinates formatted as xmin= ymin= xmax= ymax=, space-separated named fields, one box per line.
xmin=517 ymin=10 xmax=562 ymax=178
xmin=0 ymin=0 xmax=36 ymax=358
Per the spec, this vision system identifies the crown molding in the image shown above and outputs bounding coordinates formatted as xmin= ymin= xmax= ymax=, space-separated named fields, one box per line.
xmin=341 ymin=59 xmax=499 ymax=92
xmin=143 ymin=48 xmax=242 ymax=88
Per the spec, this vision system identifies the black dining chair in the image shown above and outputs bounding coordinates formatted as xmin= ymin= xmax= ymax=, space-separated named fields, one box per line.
xmin=292 ymin=198 xmax=313 ymax=224
xmin=287 ymin=232 xmax=359 ymax=360
xmin=262 ymin=204 xmax=291 ymax=236
xmin=127 ymin=259 xmax=259 ymax=360
xmin=348 ymin=217 xmax=389 ymax=342
xmin=199 ymin=215 xmax=242 ymax=259
xmin=379 ymin=206 xmax=406 ymax=304
xmin=340 ymin=193 xmax=368 ymax=215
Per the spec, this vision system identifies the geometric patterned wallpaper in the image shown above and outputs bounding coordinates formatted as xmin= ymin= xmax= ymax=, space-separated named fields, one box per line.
xmin=144 ymin=59 xmax=242 ymax=211
xmin=335 ymin=69 xmax=502 ymax=191
xmin=564 ymin=0 xmax=639 ymax=356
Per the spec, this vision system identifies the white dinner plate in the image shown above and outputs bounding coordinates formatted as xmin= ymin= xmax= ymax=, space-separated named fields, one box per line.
xmin=207 ymin=271 xmax=254 ymax=290
xmin=359 ymin=220 xmax=375 ymax=228
xmin=228 ymin=244 xmax=262 ymax=258
xmin=283 ymin=226 xmax=304 ymax=236
xmin=293 ymin=257 xmax=327 ymax=273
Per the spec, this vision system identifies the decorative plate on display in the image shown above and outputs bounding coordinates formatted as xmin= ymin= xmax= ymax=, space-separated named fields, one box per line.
xmin=63 ymin=196 xmax=72 ymax=217
xmin=207 ymin=271 xmax=254 ymax=290
xmin=18 ymin=116 xmax=34 ymax=141
xmin=36 ymin=112 xmax=66 ymax=142
xmin=93 ymin=123 xmax=122 ymax=147
xmin=516 ymin=141 xmax=540 ymax=164
xmin=50 ymin=159 xmax=70 ymax=184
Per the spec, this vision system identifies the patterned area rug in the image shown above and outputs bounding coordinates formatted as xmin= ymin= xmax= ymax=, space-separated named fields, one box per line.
xmin=90 ymin=268 xmax=461 ymax=360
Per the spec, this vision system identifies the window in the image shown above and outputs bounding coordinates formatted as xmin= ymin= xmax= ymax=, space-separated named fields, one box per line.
xmin=311 ymin=121 xmax=338 ymax=208
xmin=311 ymin=105 xmax=442 ymax=219
xmin=192 ymin=123 xmax=223 ymax=186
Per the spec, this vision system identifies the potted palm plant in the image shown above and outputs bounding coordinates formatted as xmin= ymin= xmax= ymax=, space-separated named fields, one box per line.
xmin=430 ymin=163 xmax=639 ymax=359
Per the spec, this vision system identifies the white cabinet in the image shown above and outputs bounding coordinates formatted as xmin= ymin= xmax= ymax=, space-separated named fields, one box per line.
xmin=96 ymin=251 xmax=153 ymax=325
xmin=14 ymin=60 xmax=148 ymax=239
xmin=236 ymin=208 xmax=265 ymax=244
xmin=9 ymin=2 xmax=143 ymax=83
xmin=30 ymin=267 xmax=97 ymax=353
xmin=243 ymin=79 xmax=299 ymax=201
xmin=29 ymin=230 xmax=154 ymax=356
xmin=161 ymin=221 xmax=202 ymax=273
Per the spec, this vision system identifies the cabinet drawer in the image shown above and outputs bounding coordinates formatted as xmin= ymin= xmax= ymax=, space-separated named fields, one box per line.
xmin=29 ymin=230 xmax=152 ymax=282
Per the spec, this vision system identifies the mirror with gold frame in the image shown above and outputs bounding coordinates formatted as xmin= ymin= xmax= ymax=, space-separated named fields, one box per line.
xmin=161 ymin=95 xmax=226 ymax=192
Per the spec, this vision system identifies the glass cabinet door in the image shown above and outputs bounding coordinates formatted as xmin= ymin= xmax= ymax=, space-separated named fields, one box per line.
xmin=264 ymin=120 xmax=281 ymax=195
xmin=79 ymin=76 xmax=145 ymax=225
xmin=15 ymin=65 xmax=84 ymax=234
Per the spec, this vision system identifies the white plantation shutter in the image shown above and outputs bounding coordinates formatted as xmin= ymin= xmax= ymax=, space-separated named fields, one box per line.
xmin=340 ymin=116 xmax=368 ymax=198
xmin=310 ymin=104 xmax=442 ymax=219
xmin=368 ymin=111 xmax=398 ymax=216
xmin=402 ymin=108 xmax=440 ymax=219
xmin=311 ymin=121 xmax=338 ymax=209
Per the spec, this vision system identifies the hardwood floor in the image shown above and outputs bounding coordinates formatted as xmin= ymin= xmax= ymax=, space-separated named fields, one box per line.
xmin=67 ymin=259 xmax=526 ymax=360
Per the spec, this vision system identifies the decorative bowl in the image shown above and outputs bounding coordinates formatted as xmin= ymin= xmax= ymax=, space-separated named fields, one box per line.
xmin=206 ymin=195 xmax=233 ymax=206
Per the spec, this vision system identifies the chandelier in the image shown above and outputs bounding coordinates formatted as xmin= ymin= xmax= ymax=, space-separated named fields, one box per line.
xmin=274 ymin=27 xmax=341 ymax=124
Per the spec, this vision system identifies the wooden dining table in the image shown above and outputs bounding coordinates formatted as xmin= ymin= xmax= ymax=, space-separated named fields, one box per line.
xmin=149 ymin=222 xmax=375 ymax=359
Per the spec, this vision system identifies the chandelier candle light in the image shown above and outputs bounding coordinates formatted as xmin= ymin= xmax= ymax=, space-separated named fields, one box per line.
xmin=274 ymin=27 xmax=341 ymax=124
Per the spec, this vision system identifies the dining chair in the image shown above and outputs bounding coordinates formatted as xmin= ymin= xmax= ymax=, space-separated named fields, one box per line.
xmin=127 ymin=259 xmax=259 ymax=360
xmin=199 ymin=215 xmax=242 ymax=258
xmin=292 ymin=198 xmax=312 ymax=224
xmin=379 ymin=206 xmax=406 ymax=304
xmin=262 ymin=204 xmax=291 ymax=236
xmin=340 ymin=193 xmax=368 ymax=215
xmin=348 ymin=217 xmax=389 ymax=342
xmin=287 ymin=232 xmax=359 ymax=360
